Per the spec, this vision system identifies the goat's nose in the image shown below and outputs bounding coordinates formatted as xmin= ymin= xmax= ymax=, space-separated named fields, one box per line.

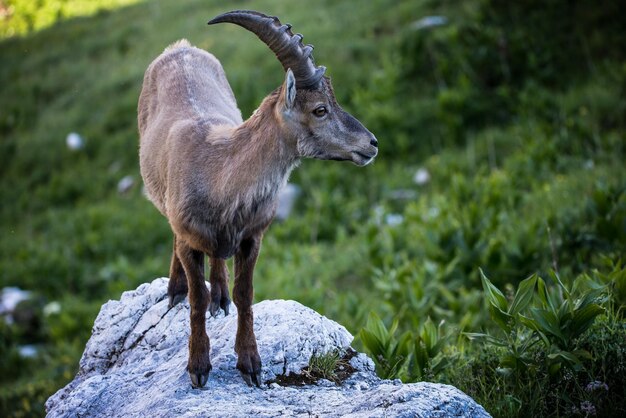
xmin=370 ymin=137 xmax=378 ymax=148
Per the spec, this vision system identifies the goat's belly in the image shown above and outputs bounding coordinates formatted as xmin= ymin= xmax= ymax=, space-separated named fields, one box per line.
xmin=175 ymin=202 xmax=276 ymax=259
xmin=199 ymin=222 xmax=272 ymax=259
xmin=212 ymin=231 xmax=242 ymax=259
xmin=174 ymin=220 xmax=240 ymax=259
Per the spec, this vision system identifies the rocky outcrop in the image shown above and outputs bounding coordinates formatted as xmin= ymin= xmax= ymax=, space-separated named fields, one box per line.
xmin=46 ymin=278 xmax=490 ymax=417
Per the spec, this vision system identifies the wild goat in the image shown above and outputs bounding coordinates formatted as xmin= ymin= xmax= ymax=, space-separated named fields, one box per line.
xmin=137 ymin=10 xmax=378 ymax=388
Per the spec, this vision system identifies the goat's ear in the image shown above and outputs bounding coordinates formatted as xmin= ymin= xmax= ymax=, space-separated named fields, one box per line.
xmin=281 ymin=69 xmax=296 ymax=110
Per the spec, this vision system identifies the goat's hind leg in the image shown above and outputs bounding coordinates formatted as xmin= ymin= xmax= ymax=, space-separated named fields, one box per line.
xmin=177 ymin=239 xmax=211 ymax=388
xmin=209 ymin=257 xmax=231 ymax=316
xmin=167 ymin=235 xmax=188 ymax=308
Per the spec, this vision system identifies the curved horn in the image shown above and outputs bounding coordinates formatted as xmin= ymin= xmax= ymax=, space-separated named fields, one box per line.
xmin=208 ymin=10 xmax=326 ymax=89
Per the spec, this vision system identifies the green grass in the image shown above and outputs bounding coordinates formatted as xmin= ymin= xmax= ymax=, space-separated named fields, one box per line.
xmin=0 ymin=0 xmax=143 ymax=38
xmin=1 ymin=0 xmax=624 ymax=417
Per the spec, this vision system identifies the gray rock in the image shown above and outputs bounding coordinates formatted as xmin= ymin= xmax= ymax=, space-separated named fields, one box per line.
xmin=46 ymin=278 xmax=490 ymax=418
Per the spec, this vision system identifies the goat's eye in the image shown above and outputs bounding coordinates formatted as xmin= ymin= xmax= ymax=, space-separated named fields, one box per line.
xmin=313 ymin=106 xmax=327 ymax=117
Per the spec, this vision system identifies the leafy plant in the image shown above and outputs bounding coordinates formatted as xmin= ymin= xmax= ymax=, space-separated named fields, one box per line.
xmin=592 ymin=258 xmax=626 ymax=318
xmin=466 ymin=272 xmax=540 ymax=376
xmin=407 ymin=317 xmax=450 ymax=381
xmin=468 ymin=269 xmax=607 ymax=376
xmin=359 ymin=312 xmax=412 ymax=379
xmin=454 ymin=268 xmax=622 ymax=417
xmin=359 ymin=312 xmax=451 ymax=382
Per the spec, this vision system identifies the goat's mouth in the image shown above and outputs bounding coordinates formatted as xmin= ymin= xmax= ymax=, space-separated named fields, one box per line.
xmin=352 ymin=150 xmax=377 ymax=166
xmin=316 ymin=150 xmax=377 ymax=165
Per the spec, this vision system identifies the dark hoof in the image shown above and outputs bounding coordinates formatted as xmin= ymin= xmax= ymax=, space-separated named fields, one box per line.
xmin=187 ymin=337 xmax=212 ymax=389
xmin=189 ymin=371 xmax=210 ymax=388
xmin=168 ymin=292 xmax=186 ymax=309
xmin=237 ymin=352 xmax=262 ymax=388
xmin=240 ymin=370 xmax=262 ymax=388
xmin=209 ymin=296 xmax=231 ymax=317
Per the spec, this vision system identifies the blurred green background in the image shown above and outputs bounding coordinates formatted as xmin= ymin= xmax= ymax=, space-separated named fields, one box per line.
xmin=0 ymin=0 xmax=624 ymax=417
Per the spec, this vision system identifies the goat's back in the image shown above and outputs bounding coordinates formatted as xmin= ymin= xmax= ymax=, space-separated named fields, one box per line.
xmin=138 ymin=40 xmax=243 ymax=215
xmin=138 ymin=39 xmax=242 ymax=134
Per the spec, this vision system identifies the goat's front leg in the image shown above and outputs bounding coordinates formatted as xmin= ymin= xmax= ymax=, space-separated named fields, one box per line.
xmin=233 ymin=235 xmax=262 ymax=387
xmin=177 ymin=239 xmax=211 ymax=388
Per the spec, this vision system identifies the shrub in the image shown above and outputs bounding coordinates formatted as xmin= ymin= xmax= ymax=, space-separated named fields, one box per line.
xmin=455 ymin=268 xmax=624 ymax=417
xmin=359 ymin=312 xmax=452 ymax=382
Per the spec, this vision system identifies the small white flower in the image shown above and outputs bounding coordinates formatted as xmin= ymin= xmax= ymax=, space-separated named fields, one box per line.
xmin=66 ymin=132 xmax=84 ymax=150
xmin=426 ymin=206 xmax=440 ymax=219
xmin=117 ymin=176 xmax=135 ymax=194
xmin=0 ymin=287 xmax=31 ymax=315
xmin=412 ymin=16 xmax=448 ymax=30
xmin=385 ymin=213 xmax=404 ymax=226
xmin=43 ymin=301 xmax=61 ymax=316
xmin=18 ymin=345 xmax=38 ymax=358
xmin=413 ymin=168 xmax=431 ymax=185
xmin=585 ymin=380 xmax=609 ymax=392
xmin=580 ymin=400 xmax=596 ymax=416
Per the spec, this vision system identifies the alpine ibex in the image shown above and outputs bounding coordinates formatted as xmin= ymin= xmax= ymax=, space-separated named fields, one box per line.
xmin=138 ymin=10 xmax=378 ymax=388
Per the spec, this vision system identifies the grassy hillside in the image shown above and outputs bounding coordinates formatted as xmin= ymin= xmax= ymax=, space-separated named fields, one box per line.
xmin=1 ymin=0 xmax=625 ymax=417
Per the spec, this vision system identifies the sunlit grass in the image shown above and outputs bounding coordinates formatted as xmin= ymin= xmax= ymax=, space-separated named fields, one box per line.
xmin=0 ymin=0 xmax=143 ymax=39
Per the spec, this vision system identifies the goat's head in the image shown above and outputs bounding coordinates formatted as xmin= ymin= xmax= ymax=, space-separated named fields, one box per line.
xmin=208 ymin=10 xmax=378 ymax=166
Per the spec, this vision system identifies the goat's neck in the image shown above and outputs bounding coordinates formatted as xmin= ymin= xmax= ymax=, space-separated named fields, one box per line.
xmin=226 ymin=97 xmax=299 ymax=199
